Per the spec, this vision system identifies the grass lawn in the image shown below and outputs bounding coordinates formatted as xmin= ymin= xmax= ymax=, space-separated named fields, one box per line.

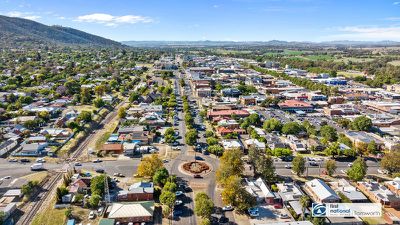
xmin=304 ymin=55 xmax=334 ymax=60
xmin=338 ymin=71 xmax=366 ymax=78
xmin=334 ymin=57 xmax=376 ymax=63
xmin=21 ymin=171 xmax=48 ymax=183
xmin=68 ymin=105 xmax=96 ymax=113
xmin=31 ymin=199 xmax=66 ymax=225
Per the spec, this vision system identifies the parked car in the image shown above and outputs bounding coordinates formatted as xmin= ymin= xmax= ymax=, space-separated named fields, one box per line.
xmin=36 ymin=158 xmax=46 ymax=163
xmin=92 ymin=159 xmax=102 ymax=163
xmin=193 ymin=174 xmax=202 ymax=179
xmin=378 ymin=169 xmax=389 ymax=174
xmin=8 ymin=159 xmax=17 ymax=162
xmin=175 ymin=200 xmax=183 ymax=206
xmin=175 ymin=191 xmax=184 ymax=197
xmin=222 ymin=205 xmax=234 ymax=211
xmin=248 ymin=207 xmax=259 ymax=217
xmin=74 ymin=162 xmax=82 ymax=166
xmin=347 ymin=163 xmax=353 ymax=167
xmin=284 ymin=164 xmax=292 ymax=169
xmin=88 ymin=211 xmax=95 ymax=219
xmin=95 ymin=168 xmax=105 ymax=173
xmin=279 ymin=214 xmax=290 ymax=219
xmin=20 ymin=159 xmax=31 ymax=163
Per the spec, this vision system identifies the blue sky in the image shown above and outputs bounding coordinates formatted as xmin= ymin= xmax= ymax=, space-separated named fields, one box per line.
xmin=1 ymin=0 xmax=400 ymax=42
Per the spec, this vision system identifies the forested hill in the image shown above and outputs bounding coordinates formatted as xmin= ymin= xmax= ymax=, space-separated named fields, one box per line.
xmin=0 ymin=15 xmax=124 ymax=48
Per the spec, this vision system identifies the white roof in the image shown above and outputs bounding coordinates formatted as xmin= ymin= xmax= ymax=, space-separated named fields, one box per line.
xmin=107 ymin=203 xmax=153 ymax=218
xmin=306 ymin=179 xmax=340 ymax=201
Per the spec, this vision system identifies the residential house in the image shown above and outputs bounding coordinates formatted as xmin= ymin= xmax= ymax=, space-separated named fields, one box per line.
xmin=245 ymin=178 xmax=281 ymax=205
xmin=240 ymin=96 xmax=257 ymax=106
xmin=278 ymin=100 xmax=314 ymax=113
xmin=104 ymin=201 xmax=154 ymax=224
xmin=217 ymin=127 xmax=246 ymax=136
xmin=221 ymin=139 xmax=243 ymax=150
xmin=101 ymin=144 xmax=124 ymax=154
xmin=117 ymin=182 xmax=154 ymax=202
xmin=243 ymin=139 xmax=266 ymax=150
xmin=385 ymin=178 xmax=400 ymax=196
xmin=357 ymin=181 xmax=400 ymax=208
xmin=304 ymin=179 xmax=340 ymax=203
xmin=68 ymin=178 xmax=91 ymax=194
xmin=207 ymin=110 xmax=250 ymax=120
xmin=330 ymin=179 xmax=368 ymax=203
xmin=17 ymin=142 xmax=48 ymax=156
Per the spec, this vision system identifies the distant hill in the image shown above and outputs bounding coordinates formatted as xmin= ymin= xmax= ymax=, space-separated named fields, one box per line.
xmin=0 ymin=15 xmax=124 ymax=48
xmin=122 ymin=40 xmax=400 ymax=48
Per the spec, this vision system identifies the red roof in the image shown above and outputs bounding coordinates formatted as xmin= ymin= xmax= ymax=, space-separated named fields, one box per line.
xmin=278 ymin=100 xmax=312 ymax=108
xmin=208 ymin=110 xmax=250 ymax=117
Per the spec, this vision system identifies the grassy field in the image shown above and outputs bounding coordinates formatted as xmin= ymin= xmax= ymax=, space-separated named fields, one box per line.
xmin=68 ymin=105 xmax=96 ymax=113
xmin=388 ymin=60 xmax=400 ymax=66
xmin=334 ymin=57 xmax=376 ymax=63
xmin=31 ymin=199 xmax=66 ymax=225
xmin=21 ymin=171 xmax=48 ymax=183
xmin=304 ymin=55 xmax=334 ymax=60
xmin=338 ymin=71 xmax=366 ymax=78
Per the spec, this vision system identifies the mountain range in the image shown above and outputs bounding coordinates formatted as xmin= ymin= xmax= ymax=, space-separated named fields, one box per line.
xmin=0 ymin=15 xmax=123 ymax=48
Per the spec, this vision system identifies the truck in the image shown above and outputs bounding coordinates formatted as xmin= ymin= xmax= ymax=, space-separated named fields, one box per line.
xmin=30 ymin=163 xmax=44 ymax=171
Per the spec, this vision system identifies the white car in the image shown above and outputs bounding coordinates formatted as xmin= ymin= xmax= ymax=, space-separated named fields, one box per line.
xmin=279 ymin=214 xmax=290 ymax=219
xmin=284 ymin=164 xmax=292 ymax=169
xmin=347 ymin=163 xmax=353 ymax=167
xmin=88 ymin=211 xmax=95 ymax=219
xmin=341 ymin=169 xmax=347 ymax=174
xmin=175 ymin=199 xmax=183 ymax=206
xmin=3 ymin=176 xmax=11 ymax=179
xmin=222 ymin=205 xmax=234 ymax=211
xmin=378 ymin=169 xmax=389 ymax=175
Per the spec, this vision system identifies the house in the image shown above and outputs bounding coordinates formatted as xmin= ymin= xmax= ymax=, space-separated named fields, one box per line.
xmin=221 ymin=139 xmax=243 ymax=150
xmin=40 ymin=128 xmax=72 ymax=140
xmin=344 ymin=131 xmax=384 ymax=150
xmin=287 ymin=135 xmax=307 ymax=152
xmin=101 ymin=94 xmax=114 ymax=103
xmin=101 ymin=144 xmax=123 ymax=154
xmin=8 ymin=116 xmax=37 ymax=124
xmin=329 ymin=179 xmax=368 ymax=203
xmin=139 ymin=113 xmax=166 ymax=127
xmin=117 ymin=126 xmax=154 ymax=144
xmin=245 ymin=178 xmax=281 ymax=205
xmin=357 ymin=181 xmax=400 ymax=208
xmin=18 ymin=142 xmax=48 ymax=156
xmin=217 ymin=119 xmax=240 ymax=129
xmin=278 ymin=100 xmax=314 ymax=113
xmin=304 ymin=179 xmax=340 ymax=203
xmin=243 ymin=139 xmax=266 ymax=150
xmin=207 ymin=110 xmax=250 ymax=120
xmin=117 ymin=182 xmax=154 ymax=202
xmin=385 ymin=178 xmax=400 ymax=196
xmin=240 ymin=96 xmax=257 ymax=106
xmin=221 ymin=88 xmax=241 ymax=97
xmin=276 ymin=182 xmax=304 ymax=203
xmin=104 ymin=201 xmax=154 ymax=224
xmin=217 ymin=127 xmax=246 ymax=136
xmin=196 ymin=88 xmax=212 ymax=97
xmin=68 ymin=178 xmax=91 ymax=194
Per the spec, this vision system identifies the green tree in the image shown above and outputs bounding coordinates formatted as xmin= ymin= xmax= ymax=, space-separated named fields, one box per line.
xmin=153 ymin=167 xmax=169 ymax=187
xmin=206 ymin=137 xmax=219 ymax=146
xmin=205 ymin=130 xmax=214 ymax=138
xmin=381 ymin=152 xmax=400 ymax=175
xmin=367 ymin=141 xmax=378 ymax=155
xmin=89 ymin=194 xmax=101 ymax=208
xmin=118 ymin=106 xmax=127 ymax=118
xmin=221 ymin=176 xmax=256 ymax=213
xmin=160 ymin=191 xmax=176 ymax=213
xmin=194 ymin=192 xmax=214 ymax=219
xmin=94 ymin=85 xmax=106 ymax=96
xmin=185 ymin=129 xmax=198 ymax=146
xmin=300 ymin=195 xmax=310 ymax=220
xmin=207 ymin=145 xmax=224 ymax=156
xmin=93 ymin=98 xmax=105 ymax=108
xmin=324 ymin=142 xmax=341 ymax=158
xmin=347 ymin=157 xmax=367 ymax=181
xmin=91 ymin=174 xmax=107 ymax=196
xmin=281 ymin=122 xmax=304 ymax=135
xmin=320 ymin=125 xmax=338 ymax=142
xmin=263 ymin=118 xmax=282 ymax=132
xmin=271 ymin=148 xmax=292 ymax=157
xmin=80 ymin=87 xmax=92 ymax=104
xmin=292 ymin=155 xmax=306 ymax=176
xmin=163 ymin=181 xmax=177 ymax=192
xmin=325 ymin=159 xmax=337 ymax=176
xmin=351 ymin=116 xmax=372 ymax=131
xmin=78 ymin=110 xmax=92 ymax=122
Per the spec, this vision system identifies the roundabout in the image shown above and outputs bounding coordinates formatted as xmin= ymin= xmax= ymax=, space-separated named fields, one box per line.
xmin=179 ymin=160 xmax=213 ymax=176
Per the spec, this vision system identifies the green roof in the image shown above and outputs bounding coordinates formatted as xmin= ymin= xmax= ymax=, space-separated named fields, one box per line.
xmin=98 ymin=218 xmax=115 ymax=225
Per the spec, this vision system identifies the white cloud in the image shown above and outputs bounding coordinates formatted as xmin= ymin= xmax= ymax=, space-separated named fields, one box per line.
xmin=394 ymin=1 xmax=400 ymax=5
xmin=76 ymin=13 xmax=153 ymax=26
xmin=325 ymin=26 xmax=400 ymax=41
xmin=385 ymin=17 xmax=400 ymax=21
xmin=6 ymin=11 xmax=41 ymax=20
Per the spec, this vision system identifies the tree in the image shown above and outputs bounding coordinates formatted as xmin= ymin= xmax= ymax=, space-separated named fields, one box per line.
xmin=164 ymin=128 xmax=176 ymax=144
xmin=256 ymin=155 xmax=276 ymax=183
xmin=89 ymin=194 xmax=101 ymax=208
xmin=94 ymin=85 xmax=106 ymax=96
xmin=137 ymin=154 xmax=164 ymax=177
xmin=78 ymin=111 xmax=92 ymax=123
xmin=347 ymin=157 xmax=367 ymax=181
xmin=271 ymin=148 xmax=292 ymax=157
xmin=38 ymin=111 xmax=50 ymax=121
xmin=185 ymin=129 xmax=198 ymax=146
xmin=263 ymin=118 xmax=282 ymax=132
xmin=163 ymin=181 xmax=177 ymax=192
xmin=247 ymin=113 xmax=260 ymax=125
xmin=160 ymin=191 xmax=176 ymax=212
xmin=194 ymin=192 xmax=214 ymax=219
xmin=381 ymin=152 xmax=400 ymax=175
xmin=320 ymin=125 xmax=337 ymax=142
xmin=281 ymin=122 xmax=304 ymax=135
xmin=207 ymin=145 xmax=224 ymax=156
xmin=206 ymin=137 xmax=219 ymax=146
xmin=351 ymin=116 xmax=372 ymax=131
xmin=80 ymin=87 xmax=92 ymax=104
xmin=93 ymin=98 xmax=105 ymax=108
xmin=65 ymin=208 xmax=72 ymax=218
xmin=367 ymin=141 xmax=378 ymax=155
xmin=221 ymin=175 xmax=256 ymax=213
xmin=205 ymin=130 xmax=214 ymax=138
xmin=324 ymin=142 xmax=341 ymax=158
xmin=91 ymin=174 xmax=107 ymax=196
xmin=216 ymin=149 xmax=244 ymax=185
xmin=325 ymin=159 xmax=337 ymax=176
xmin=118 ymin=106 xmax=126 ymax=118
xmin=292 ymin=155 xmax=306 ymax=176
xmin=300 ymin=195 xmax=310 ymax=220
xmin=153 ymin=167 xmax=169 ymax=187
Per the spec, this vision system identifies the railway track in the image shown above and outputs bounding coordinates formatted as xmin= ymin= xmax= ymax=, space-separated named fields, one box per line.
xmin=17 ymin=99 xmax=127 ymax=225
xmin=17 ymin=172 xmax=63 ymax=225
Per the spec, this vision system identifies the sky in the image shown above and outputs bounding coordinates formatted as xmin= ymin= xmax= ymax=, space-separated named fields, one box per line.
xmin=0 ymin=0 xmax=400 ymax=42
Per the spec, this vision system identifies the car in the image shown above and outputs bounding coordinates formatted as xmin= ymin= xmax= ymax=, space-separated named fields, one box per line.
xmin=341 ymin=169 xmax=347 ymax=174
xmin=95 ymin=168 xmax=105 ymax=173
xmin=172 ymin=146 xmax=180 ymax=150
xmin=92 ymin=159 xmax=102 ymax=163
xmin=175 ymin=199 xmax=183 ymax=206
xmin=172 ymin=142 xmax=179 ymax=146
xmin=74 ymin=162 xmax=82 ymax=166
xmin=173 ymin=210 xmax=183 ymax=217
xmin=309 ymin=161 xmax=319 ymax=166
xmin=195 ymin=156 xmax=203 ymax=161
xmin=3 ymin=176 xmax=11 ymax=180
xmin=8 ymin=159 xmax=18 ymax=162
xmin=248 ymin=207 xmax=259 ymax=217
xmin=88 ymin=211 xmax=95 ymax=219
xmin=97 ymin=207 xmax=104 ymax=214
xmin=279 ymin=214 xmax=290 ymax=219
xmin=175 ymin=191 xmax=184 ymax=197
xmin=163 ymin=159 xmax=169 ymax=163
xmin=347 ymin=163 xmax=353 ymax=167
xmin=222 ymin=205 xmax=234 ymax=211
xmin=193 ymin=174 xmax=202 ymax=179
xmin=284 ymin=164 xmax=292 ymax=169
xmin=378 ymin=169 xmax=389 ymax=174
xmin=20 ymin=159 xmax=30 ymax=163
xmin=113 ymin=173 xmax=124 ymax=177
